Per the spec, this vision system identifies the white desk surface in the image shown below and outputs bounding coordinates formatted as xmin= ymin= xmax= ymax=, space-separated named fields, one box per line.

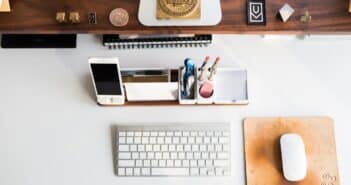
xmin=0 ymin=35 xmax=350 ymax=185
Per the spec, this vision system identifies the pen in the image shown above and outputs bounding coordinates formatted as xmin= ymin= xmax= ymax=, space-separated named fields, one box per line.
xmin=198 ymin=56 xmax=210 ymax=81
xmin=209 ymin=56 xmax=220 ymax=81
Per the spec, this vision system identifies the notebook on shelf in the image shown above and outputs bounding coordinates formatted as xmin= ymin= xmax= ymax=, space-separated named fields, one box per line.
xmin=102 ymin=34 xmax=212 ymax=49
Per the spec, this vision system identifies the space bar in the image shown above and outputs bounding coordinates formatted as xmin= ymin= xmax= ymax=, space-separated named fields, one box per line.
xmin=151 ymin=168 xmax=189 ymax=176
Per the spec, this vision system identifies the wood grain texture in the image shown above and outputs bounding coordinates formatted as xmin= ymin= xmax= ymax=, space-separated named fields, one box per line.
xmin=244 ymin=117 xmax=340 ymax=185
xmin=0 ymin=0 xmax=351 ymax=34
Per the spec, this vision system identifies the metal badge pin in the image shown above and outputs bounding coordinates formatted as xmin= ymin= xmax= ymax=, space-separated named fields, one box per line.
xmin=69 ymin=12 xmax=80 ymax=24
xmin=56 ymin=12 xmax=66 ymax=23
xmin=300 ymin=11 xmax=311 ymax=23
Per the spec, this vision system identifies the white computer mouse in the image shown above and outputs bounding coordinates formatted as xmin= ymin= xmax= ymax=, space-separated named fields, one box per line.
xmin=280 ymin=133 xmax=307 ymax=182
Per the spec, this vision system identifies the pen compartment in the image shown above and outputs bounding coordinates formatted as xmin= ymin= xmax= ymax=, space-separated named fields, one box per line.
xmin=196 ymin=67 xmax=216 ymax=104
xmin=179 ymin=66 xmax=198 ymax=104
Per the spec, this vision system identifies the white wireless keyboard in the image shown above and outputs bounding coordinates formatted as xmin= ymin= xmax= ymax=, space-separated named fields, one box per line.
xmin=114 ymin=124 xmax=231 ymax=177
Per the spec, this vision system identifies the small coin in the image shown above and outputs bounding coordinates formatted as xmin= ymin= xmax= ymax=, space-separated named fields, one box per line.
xmin=109 ymin=8 xmax=129 ymax=27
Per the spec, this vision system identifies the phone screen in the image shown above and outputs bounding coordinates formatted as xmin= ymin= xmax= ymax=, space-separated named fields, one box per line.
xmin=90 ymin=64 xmax=122 ymax=95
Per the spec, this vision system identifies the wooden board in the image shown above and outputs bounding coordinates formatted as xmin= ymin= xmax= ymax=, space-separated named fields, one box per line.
xmin=0 ymin=0 xmax=351 ymax=34
xmin=244 ymin=117 xmax=340 ymax=185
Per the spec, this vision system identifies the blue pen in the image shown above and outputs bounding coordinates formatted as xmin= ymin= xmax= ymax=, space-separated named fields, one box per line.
xmin=183 ymin=58 xmax=195 ymax=97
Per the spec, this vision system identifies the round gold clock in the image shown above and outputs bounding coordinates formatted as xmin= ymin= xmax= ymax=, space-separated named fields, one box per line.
xmin=157 ymin=0 xmax=200 ymax=17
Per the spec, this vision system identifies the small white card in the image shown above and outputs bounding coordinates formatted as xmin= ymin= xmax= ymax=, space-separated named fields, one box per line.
xmin=124 ymin=82 xmax=178 ymax=102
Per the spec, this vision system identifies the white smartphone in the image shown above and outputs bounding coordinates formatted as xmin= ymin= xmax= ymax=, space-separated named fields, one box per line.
xmin=89 ymin=57 xmax=125 ymax=105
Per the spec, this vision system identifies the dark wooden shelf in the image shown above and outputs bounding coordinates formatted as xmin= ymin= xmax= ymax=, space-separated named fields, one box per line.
xmin=0 ymin=0 xmax=351 ymax=34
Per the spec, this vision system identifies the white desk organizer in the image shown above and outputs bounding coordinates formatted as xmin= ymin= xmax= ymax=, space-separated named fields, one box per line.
xmin=180 ymin=67 xmax=249 ymax=105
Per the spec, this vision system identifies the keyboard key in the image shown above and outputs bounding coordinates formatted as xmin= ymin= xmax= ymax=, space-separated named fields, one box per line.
xmin=179 ymin=152 xmax=185 ymax=159
xmin=186 ymin=152 xmax=193 ymax=159
xmin=192 ymin=145 xmax=199 ymax=151
xmin=136 ymin=160 xmax=143 ymax=167
xmin=215 ymin=168 xmax=223 ymax=176
xmin=175 ymin=160 xmax=182 ymax=167
xmin=119 ymin=132 xmax=126 ymax=137
xmin=161 ymin=145 xmax=168 ymax=151
xmin=176 ymin=145 xmax=183 ymax=151
xmin=134 ymin=168 xmax=141 ymax=176
xmin=183 ymin=160 xmax=190 ymax=167
xmin=130 ymin=145 xmax=137 ymax=152
xmin=119 ymin=152 xmax=131 ymax=159
xmin=190 ymin=160 xmax=197 ymax=167
xmin=182 ymin=131 xmax=190 ymax=136
xmin=132 ymin=152 xmax=139 ymax=159
xmin=147 ymin=152 xmax=155 ymax=159
xmin=196 ymin=137 xmax=203 ymax=144
xmin=150 ymin=137 xmax=157 ymax=144
xmin=152 ymin=168 xmax=189 ymax=176
xmin=118 ymin=160 xmax=134 ymax=167
xmin=127 ymin=132 xmax=134 ymax=137
xmin=151 ymin=132 xmax=158 ymax=136
xmin=212 ymin=137 xmax=218 ymax=144
xmin=180 ymin=137 xmax=187 ymax=144
xmin=171 ymin=152 xmax=177 ymax=159
xmin=162 ymin=152 xmax=170 ymax=159
xmin=194 ymin=152 xmax=201 ymax=159
xmin=166 ymin=160 xmax=174 ymax=167
xmin=190 ymin=168 xmax=199 ymax=176
xmin=214 ymin=160 xmax=228 ymax=167
xmin=202 ymin=152 xmax=209 ymax=159
xmin=219 ymin=137 xmax=229 ymax=143
xmin=200 ymin=168 xmax=207 ymax=175
xmin=169 ymin=145 xmax=176 ymax=151
xmin=138 ymin=145 xmax=145 ymax=151
xmin=175 ymin=131 xmax=182 ymax=136
xmin=184 ymin=145 xmax=191 ymax=151
xmin=204 ymin=137 xmax=211 ymax=144
xmin=143 ymin=132 xmax=150 ymax=137
xmin=126 ymin=137 xmax=133 ymax=144
xmin=141 ymin=168 xmax=150 ymax=176
xmin=188 ymin=137 xmax=195 ymax=144
xmin=173 ymin=137 xmax=180 ymax=144
xmin=119 ymin=145 xmax=129 ymax=152
xmin=210 ymin=152 xmax=217 ymax=159
xmin=215 ymin=145 xmax=222 ymax=152
xmin=153 ymin=145 xmax=161 ymax=151
xmin=159 ymin=132 xmax=166 ymax=136
xmin=134 ymin=137 xmax=142 ymax=144
xmin=142 ymin=137 xmax=149 ymax=144
xmin=126 ymin=168 xmax=133 ymax=176
xmin=200 ymin=145 xmax=207 ymax=151
xmin=166 ymin=132 xmax=173 ymax=136
xmin=157 ymin=137 xmax=164 ymax=144
xmin=155 ymin=152 xmax=162 ymax=159
xmin=218 ymin=152 xmax=229 ymax=159
xmin=165 ymin=137 xmax=172 ymax=144
xmin=146 ymin=145 xmax=152 ymax=151
xmin=199 ymin=132 xmax=205 ymax=136
xmin=140 ymin=152 xmax=147 ymax=159
xmin=151 ymin=160 xmax=158 ymax=167
xmin=191 ymin=131 xmax=197 ymax=136
xmin=198 ymin=160 xmax=205 ymax=167
xmin=144 ymin=160 xmax=150 ymax=167
xmin=159 ymin=160 xmax=166 ymax=167
xmin=119 ymin=137 xmax=126 ymax=144
xmin=118 ymin=168 xmax=125 ymax=176
xmin=135 ymin=132 xmax=142 ymax=136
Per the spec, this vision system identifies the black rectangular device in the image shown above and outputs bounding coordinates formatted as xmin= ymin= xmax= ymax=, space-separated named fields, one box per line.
xmin=1 ymin=34 xmax=77 ymax=48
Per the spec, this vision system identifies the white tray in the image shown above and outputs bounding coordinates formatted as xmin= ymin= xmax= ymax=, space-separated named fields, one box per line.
xmin=138 ymin=0 xmax=222 ymax=27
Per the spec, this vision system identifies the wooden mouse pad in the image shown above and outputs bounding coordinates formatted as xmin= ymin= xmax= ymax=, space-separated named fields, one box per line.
xmin=244 ymin=117 xmax=340 ymax=185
